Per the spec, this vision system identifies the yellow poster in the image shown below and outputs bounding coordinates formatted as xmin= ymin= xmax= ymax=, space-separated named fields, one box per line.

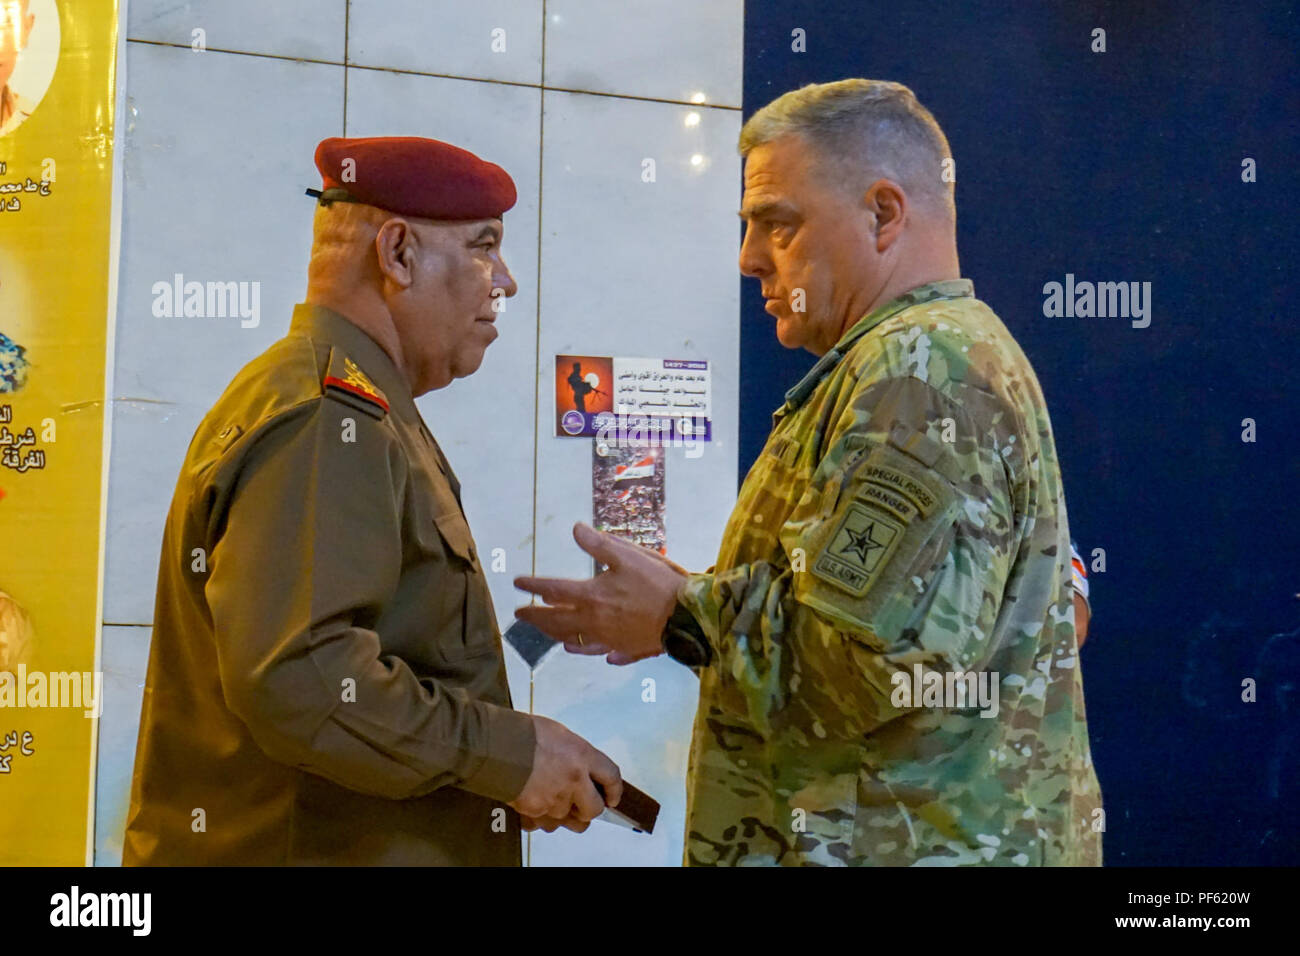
xmin=0 ymin=0 xmax=120 ymax=864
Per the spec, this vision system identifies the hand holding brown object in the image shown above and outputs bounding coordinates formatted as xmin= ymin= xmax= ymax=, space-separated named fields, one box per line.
xmin=509 ymin=715 xmax=623 ymax=825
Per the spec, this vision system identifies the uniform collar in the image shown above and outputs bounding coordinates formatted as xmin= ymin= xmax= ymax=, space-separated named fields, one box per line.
xmin=774 ymin=277 xmax=974 ymax=422
xmin=289 ymin=302 xmax=420 ymax=424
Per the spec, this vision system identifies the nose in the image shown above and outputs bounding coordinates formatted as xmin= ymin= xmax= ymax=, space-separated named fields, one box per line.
xmin=738 ymin=225 xmax=770 ymax=280
xmin=496 ymin=255 xmax=519 ymax=299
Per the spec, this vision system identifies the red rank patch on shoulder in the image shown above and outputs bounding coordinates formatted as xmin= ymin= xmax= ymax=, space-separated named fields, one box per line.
xmin=324 ymin=374 xmax=389 ymax=412
xmin=323 ymin=352 xmax=390 ymax=414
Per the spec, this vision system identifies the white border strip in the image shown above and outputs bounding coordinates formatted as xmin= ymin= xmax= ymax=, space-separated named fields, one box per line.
xmin=86 ymin=0 xmax=129 ymax=868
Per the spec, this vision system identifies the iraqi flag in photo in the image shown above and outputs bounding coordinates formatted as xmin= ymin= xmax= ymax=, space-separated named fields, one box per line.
xmin=613 ymin=454 xmax=655 ymax=483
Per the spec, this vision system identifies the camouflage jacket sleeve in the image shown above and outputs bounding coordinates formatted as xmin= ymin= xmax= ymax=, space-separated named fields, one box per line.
xmin=677 ymin=370 xmax=1017 ymax=740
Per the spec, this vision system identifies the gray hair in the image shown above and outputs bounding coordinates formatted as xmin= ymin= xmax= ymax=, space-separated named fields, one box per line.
xmin=739 ymin=79 xmax=955 ymax=223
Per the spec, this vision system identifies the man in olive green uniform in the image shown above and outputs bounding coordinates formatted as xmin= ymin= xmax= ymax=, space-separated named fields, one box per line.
xmin=124 ymin=136 xmax=621 ymax=866
xmin=515 ymin=80 xmax=1103 ymax=866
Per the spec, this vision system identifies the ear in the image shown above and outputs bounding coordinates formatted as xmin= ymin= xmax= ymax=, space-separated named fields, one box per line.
xmin=864 ymin=179 xmax=907 ymax=250
xmin=374 ymin=218 xmax=416 ymax=289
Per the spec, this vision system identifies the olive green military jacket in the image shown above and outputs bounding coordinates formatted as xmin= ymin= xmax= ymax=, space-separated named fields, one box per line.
xmin=122 ymin=304 xmax=535 ymax=866
xmin=677 ymin=279 xmax=1103 ymax=866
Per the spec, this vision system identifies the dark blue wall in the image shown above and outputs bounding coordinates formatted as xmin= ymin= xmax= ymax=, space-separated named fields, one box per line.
xmin=740 ymin=0 xmax=1299 ymax=865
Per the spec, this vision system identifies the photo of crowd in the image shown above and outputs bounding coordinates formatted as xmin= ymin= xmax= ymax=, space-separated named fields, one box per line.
xmin=592 ymin=442 xmax=666 ymax=562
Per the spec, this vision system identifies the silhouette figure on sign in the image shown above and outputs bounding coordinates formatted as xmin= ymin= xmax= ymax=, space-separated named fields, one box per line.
xmin=566 ymin=361 xmax=605 ymax=414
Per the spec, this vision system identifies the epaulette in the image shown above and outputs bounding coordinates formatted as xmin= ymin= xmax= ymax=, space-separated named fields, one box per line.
xmin=322 ymin=347 xmax=389 ymax=419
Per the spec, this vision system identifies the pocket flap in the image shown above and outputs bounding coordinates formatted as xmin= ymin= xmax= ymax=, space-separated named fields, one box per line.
xmin=434 ymin=510 xmax=478 ymax=565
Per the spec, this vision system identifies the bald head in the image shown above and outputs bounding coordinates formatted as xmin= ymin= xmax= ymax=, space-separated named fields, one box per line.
xmin=305 ymin=200 xmax=394 ymax=293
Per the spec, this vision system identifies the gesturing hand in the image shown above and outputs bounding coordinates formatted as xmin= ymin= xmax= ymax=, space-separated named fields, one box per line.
xmin=513 ymin=522 xmax=689 ymax=664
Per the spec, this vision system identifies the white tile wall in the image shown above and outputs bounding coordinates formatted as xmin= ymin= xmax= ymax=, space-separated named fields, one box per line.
xmin=528 ymin=647 xmax=699 ymax=865
xmin=345 ymin=68 xmax=542 ymax=684
xmin=348 ymin=0 xmax=544 ymax=85
xmin=127 ymin=0 xmax=348 ymax=62
xmin=92 ymin=625 xmax=152 ymax=867
xmin=527 ymin=89 xmax=740 ymax=865
xmin=530 ymin=89 xmax=741 ymax=581
xmin=105 ymin=42 xmax=341 ymax=625
xmin=99 ymin=0 xmax=743 ymax=866
xmin=544 ymin=0 xmax=743 ymax=106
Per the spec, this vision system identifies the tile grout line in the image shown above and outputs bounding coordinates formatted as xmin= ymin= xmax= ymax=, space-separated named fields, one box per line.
xmin=524 ymin=0 xmax=551 ymax=871
xmin=342 ymin=0 xmax=350 ymax=134
xmin=123 ymin=37 xmax=742 ymax=111
xmin=528 ymin=6 xmax=547 ymax=634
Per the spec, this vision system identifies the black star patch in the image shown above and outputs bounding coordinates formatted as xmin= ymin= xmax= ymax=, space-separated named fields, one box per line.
xmin=811 ymin=503 xmax=904 ymax=595
xmin=841 ymin=522 xmax=885 ymax=563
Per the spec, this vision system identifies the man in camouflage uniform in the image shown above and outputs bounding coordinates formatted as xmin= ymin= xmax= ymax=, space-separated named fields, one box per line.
xmin=515 ymin=79 xmax=1102 ymax=866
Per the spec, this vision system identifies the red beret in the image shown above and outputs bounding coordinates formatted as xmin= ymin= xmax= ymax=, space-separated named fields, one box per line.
xmin=311 ymin=135 xmax=517 ymax=220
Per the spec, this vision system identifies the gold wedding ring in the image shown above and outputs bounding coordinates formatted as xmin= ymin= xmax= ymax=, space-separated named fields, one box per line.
xmin=577 ymin=633 xmax=585 ymax=646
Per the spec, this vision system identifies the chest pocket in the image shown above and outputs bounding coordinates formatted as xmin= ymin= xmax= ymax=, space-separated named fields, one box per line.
xmin=433 ymin=509 xmax=478 ymax=567
xmin=411 ymin=480 xmax=500 ymax=661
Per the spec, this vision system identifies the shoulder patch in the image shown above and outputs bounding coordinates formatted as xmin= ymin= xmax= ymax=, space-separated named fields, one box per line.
xmin=323 ymin=348 xmax=389 ymax=419
xmin=787 ymin=438 xmax=962 ymax=640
